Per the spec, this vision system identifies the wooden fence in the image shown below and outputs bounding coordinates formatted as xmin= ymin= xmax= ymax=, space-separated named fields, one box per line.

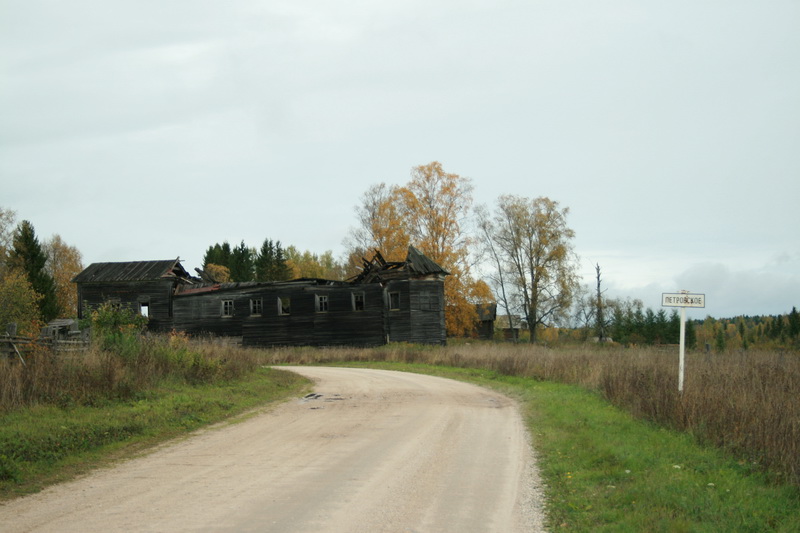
xmin=1 ymin=336 xmax=91 ymax=365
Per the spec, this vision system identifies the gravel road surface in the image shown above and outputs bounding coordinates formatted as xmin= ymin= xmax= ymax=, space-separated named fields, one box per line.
xmin=0 ymin=367 xmax=545 ymax=532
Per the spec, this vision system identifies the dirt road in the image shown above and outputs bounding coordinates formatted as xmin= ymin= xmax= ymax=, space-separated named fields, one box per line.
xmin=0 ymin=367 xmax=545 ymax=532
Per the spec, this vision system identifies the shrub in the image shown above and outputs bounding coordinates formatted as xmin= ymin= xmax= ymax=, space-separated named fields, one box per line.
xmin=89 ymin=302 xmax=148 ymax=356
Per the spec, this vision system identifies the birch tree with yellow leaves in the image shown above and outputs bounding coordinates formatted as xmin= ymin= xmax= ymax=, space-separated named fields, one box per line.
xmin=482 ymin=195 xmax=579 ymax=343
xmin=43 ymin=234 xmax=84 ymax=317
xmin=344 ymin=183 xmax=410 ymax=266
xmin=346 ymin=162 xmax=493 ymax=336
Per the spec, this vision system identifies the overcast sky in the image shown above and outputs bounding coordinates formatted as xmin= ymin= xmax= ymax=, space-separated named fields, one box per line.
xmin=2 ymin=1 xmax=798 ymax=319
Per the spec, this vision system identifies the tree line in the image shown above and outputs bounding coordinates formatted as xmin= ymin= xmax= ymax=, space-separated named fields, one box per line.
xmin=0 ymin=208 xmax=83 ymax=336
xmin=201 ymin=239 xmax=345 ymax=283
xmin=693 ymin=309 xmax=800 ymax=352
xmin=570 ymin=292 xmax=800 ymax=351
xmin=604 ymin=298 xmax=690 ymax=346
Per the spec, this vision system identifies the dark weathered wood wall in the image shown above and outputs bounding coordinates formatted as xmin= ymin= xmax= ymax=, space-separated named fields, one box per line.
xmin=77 ymin=280 xmax=175 ymax=331
xmin=385 ymin=280 xmax=411 ymax=343
xmin=385 ymin=279 xmax=446 ymax=345
xmin=172 ymin=282 xmax=388 ymax=347
xmin=244 ymin=284 xmax=386 ymax=347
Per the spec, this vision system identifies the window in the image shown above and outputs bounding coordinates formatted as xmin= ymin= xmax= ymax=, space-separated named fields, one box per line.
xmin=250 ymin=298 xmax=263 ymax=316
xmin=278 ymin=297 xmax=291 ymax=316
xmin=315 ymin=294 xmax=329 ymax=313
xmin=389 ymin=292 xmax=400 ymax=310
xmin=352 ymin=292 xmax=365 ymax=311
xmin=139 ymin=302 xmax=149 ymax=317
xmin=221 ymin=300 xmax=234 ymax=317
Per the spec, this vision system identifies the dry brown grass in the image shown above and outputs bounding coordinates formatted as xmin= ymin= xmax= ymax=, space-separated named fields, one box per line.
xmin=263 ymin=342 xmax=800 ymax=486
xmin=0 ymin=334 xmax=261 ymax=411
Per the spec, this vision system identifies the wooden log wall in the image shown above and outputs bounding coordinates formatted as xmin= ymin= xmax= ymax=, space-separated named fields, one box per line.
xmin=172 ymin=282 xmax=388 ymax=347
xmin=385 ymin=279 xmax=446 ymax=345
xmin=77 ymin=280 xmax=176 ymax=331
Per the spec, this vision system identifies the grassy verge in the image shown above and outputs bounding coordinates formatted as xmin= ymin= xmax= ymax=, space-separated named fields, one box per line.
xmin=0 ymin=367 xmax=309 ymax=500
xmin=329 ymin=361 xmax=800 ymax=532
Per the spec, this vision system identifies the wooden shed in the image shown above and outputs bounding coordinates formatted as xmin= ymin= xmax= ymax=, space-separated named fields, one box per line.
xmin=473 ymin=303 xmax=497 ymax=340
xmin=72 ymin=247 xmax=449 ymax=347
xmin=72 ymin=258 xmax=196 ymax=331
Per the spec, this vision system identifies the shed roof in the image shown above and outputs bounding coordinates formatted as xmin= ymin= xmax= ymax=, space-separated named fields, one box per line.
xmin=405 ymin=246 xmax=450 ymax=276
xmin=72 ymin=258 xmax=192 ymax=283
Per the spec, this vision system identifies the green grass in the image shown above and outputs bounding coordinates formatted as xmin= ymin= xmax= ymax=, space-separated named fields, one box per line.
xmin=0 ymin=367 xmax=309 ymax=499
xmin=523 ymin=380 xmax=798 ymax=532
xmin=327 ymin=361 xmax=800 ymax=532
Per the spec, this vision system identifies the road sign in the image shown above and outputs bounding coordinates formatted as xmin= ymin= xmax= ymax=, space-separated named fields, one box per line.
xmin=661 ymin=290 xmax=706 ymax=393
xmin=661 ymin=293 xmax=705 ymax=308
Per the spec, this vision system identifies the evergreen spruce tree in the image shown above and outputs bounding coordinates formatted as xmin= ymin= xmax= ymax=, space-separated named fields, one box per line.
xmin=666 ymin=310 xmax=681 ymax=344
xmin=203 ymin=241 xmax=232 ymax=270
xmin=788 ymin=307 xmax=800 ymax=339
xmin=685 ymin=319 xmax=697 ymax=349
xmin=255 ymin=238 xmax=292 ymax=281
xmin=738 ymin=319 xmax=748 ymax=350
xmin=273 ymin=241 xmax=291 ymax=281
xmin=715 ymin=325 xmax=726 ymax=352
xmin=255 ymin=239 xmax=276 ymax=281
xmin=229 ymin=241 xmax=255 ymax=282
xmin=654 ymin=309 xmax=668 ymax=344
xmin=771 ymin=315 xmax=784 ymax=339
xmin=9 ymin=220 xmax=60 ymax=322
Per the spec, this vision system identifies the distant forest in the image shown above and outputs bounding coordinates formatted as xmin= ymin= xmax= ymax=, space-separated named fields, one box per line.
xmin=570 ymin=297 xmax=799 ymax=351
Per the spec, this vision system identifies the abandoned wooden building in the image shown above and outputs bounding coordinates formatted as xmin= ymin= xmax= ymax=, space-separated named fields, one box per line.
xmin=72 ymin=247 xmax=449 ymax=347
xmin=473 ymin=303 xmax=497 ymax=340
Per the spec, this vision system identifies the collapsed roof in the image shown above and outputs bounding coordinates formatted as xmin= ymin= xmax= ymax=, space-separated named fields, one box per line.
xmin=349 ymin=246 xmax=449 ymax=284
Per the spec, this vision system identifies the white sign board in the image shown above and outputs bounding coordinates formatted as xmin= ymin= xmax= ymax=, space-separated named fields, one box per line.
xmin=661 ymin=290 xmax=706 ymax=393
xmin=662 ymin=293 xmax=705 ymax=308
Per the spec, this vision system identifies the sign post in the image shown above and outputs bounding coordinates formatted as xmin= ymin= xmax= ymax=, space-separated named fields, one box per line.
xmin=662 ymin=291 xmax=705 ymax=392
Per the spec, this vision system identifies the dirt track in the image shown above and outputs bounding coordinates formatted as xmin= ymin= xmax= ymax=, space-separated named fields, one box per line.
xmin=0 ymin=367 xmax=545 ymax=532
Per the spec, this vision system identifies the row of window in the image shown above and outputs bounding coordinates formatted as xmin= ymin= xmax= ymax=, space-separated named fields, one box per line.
xmin=220 ymin=292 xmax=392 ymax=318
xmin=104 ymin=290 xmax=433 ymax=319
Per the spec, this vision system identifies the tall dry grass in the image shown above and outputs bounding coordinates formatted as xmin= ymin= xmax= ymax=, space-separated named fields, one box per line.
xmin=0 ymin=333 xmax=260 ymax=411
xmin=263 ymin=342 xmax=800 ymax=486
